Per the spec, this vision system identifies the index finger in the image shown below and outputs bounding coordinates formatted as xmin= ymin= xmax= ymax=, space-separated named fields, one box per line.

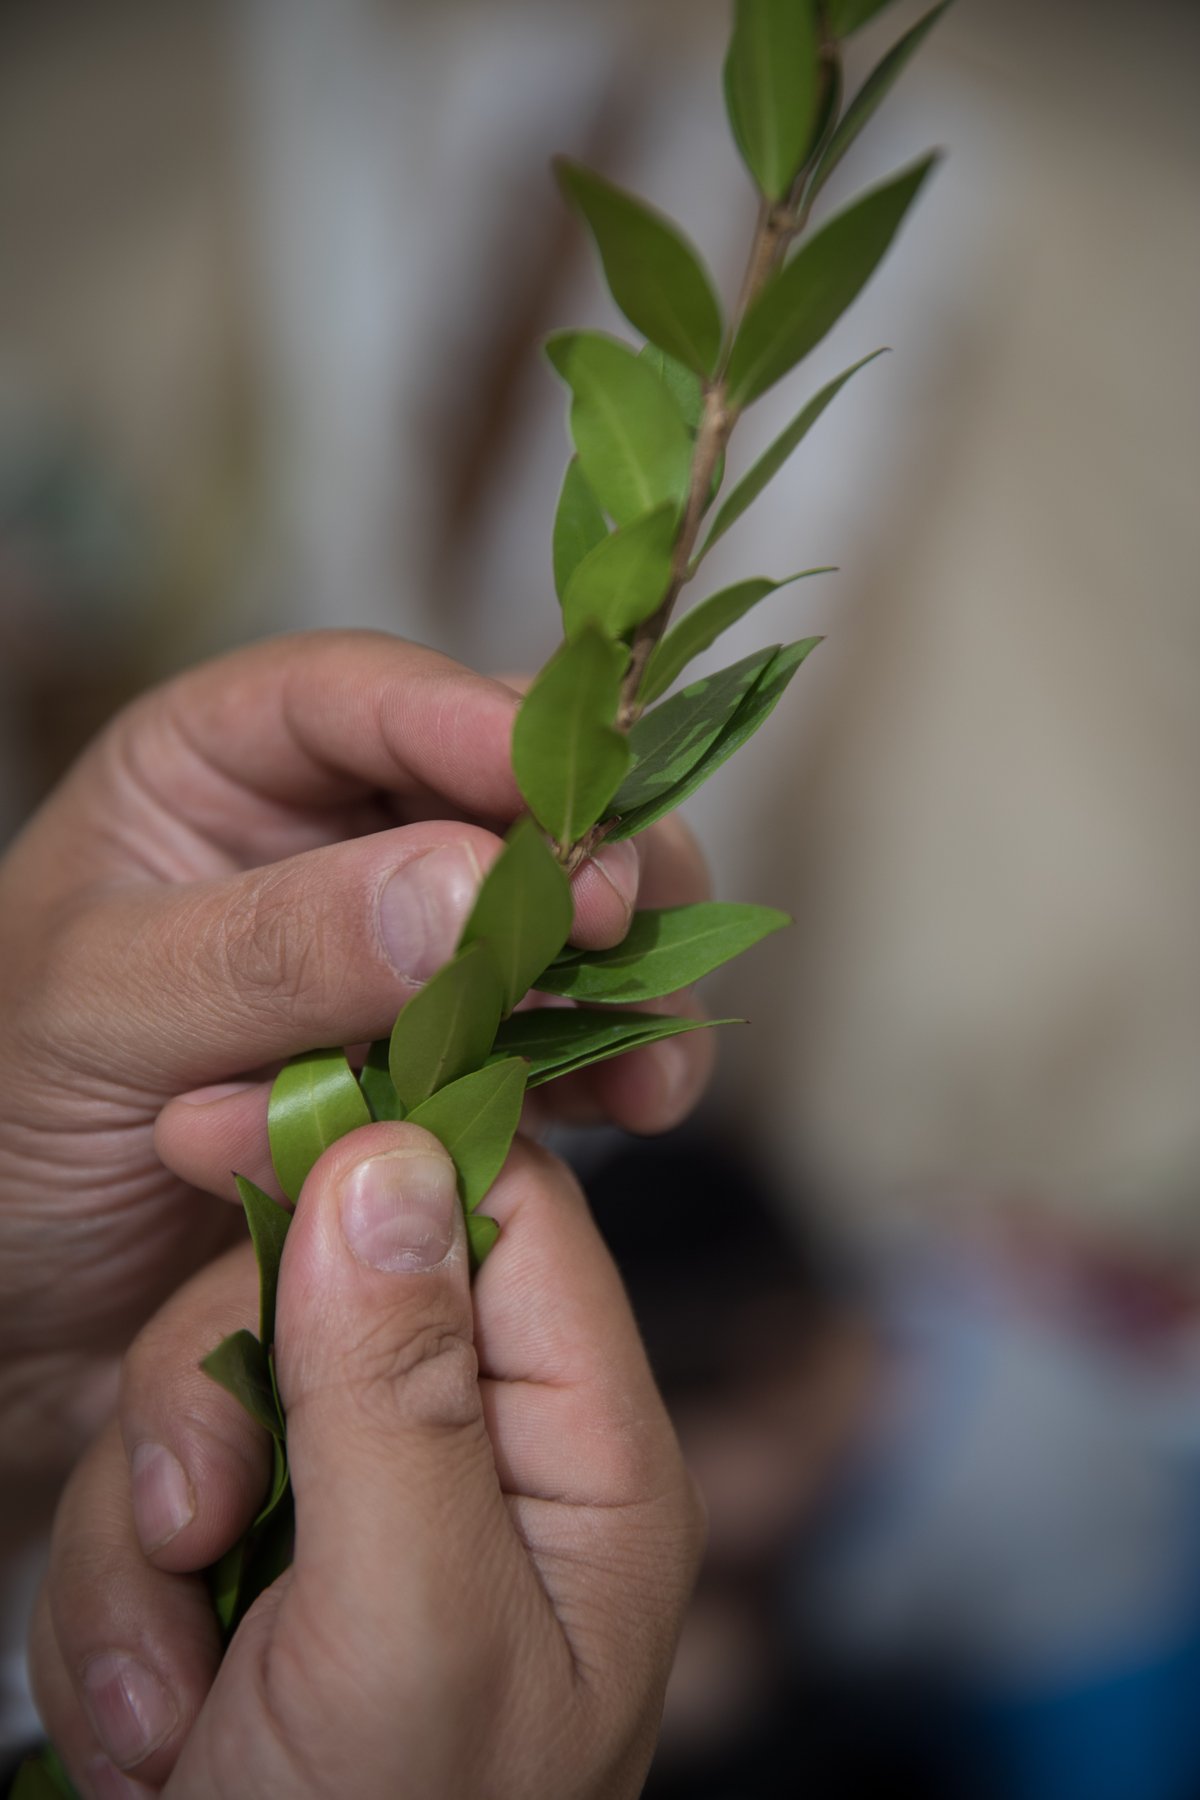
xmin=472 ymin=1139 xmax=682 ymax=1508
xmin=62 ymin=631 xmax=524 ymax=871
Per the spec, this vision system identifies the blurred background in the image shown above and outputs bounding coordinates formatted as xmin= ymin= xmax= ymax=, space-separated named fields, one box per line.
xmin=3 ymin=0 xmax=1200 ymax=1793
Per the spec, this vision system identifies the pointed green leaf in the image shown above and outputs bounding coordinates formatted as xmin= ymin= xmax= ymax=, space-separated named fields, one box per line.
xmin=467 ymin=1212 xmax=501 ymax=1272
xmin=562 ymin=501 xmax=677 ymax=642
xmin=553 ymin=456 xmax=609 ymax=602
xmin=724 ymin=0 xmax=821 ymax=202
xmin=253 ymin=1429 xmax=291 ymax=1530
xmin=268 ymin=1048 xmax=372 ymax=1205
xmin=726 ymin=154 xmax=938 ymax=407
xmin=609 ymin=638 xmax=821 ymax=839
xmin=234 ymin=1175 xmax=292 ymax=1347
xmin=360 ymin=1039 xmax=406 ymax=1121
xmin=612 ymin=646 xmax=780 ymax=815
xmin=512 ymin=627 xmax=631 ymax=846
xmin=536 ymin=903 xmax=790 ymax=1003
xmin=826 ymin=0 xmax=899 ymax=36
xmin=408 ymin=1059 xmax=528 ymax=1213
xmin=492 ymin=1007 xmax=734 ymax=1085
xmin=459 ymin=816 xmax=573 ymax=1013
xmin=556 ymin=158 xmax=724 ymax=376
xmin=640 ymin=344 xmax=704 ymax=433
xmin=640 ymin=570 xmax=832 ymax=704
xmin=545 ymin=331 xmax=694 ymax=526
xmin=202 ymin=1329 xmax=283 ymax=1438
xmin=388 ymin=941 xmax=505 ymax=1112
xmin=700 ymin=350 xmax=886 ymax=558
xmin=811 ymin=5 xmax=950 ymax=202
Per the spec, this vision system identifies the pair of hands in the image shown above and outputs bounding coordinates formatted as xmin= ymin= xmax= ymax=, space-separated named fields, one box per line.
xmin=1 ymin=633 xmax=711 ymax=1797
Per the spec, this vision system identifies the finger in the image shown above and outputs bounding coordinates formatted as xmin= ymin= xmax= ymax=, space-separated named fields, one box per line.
xmin=468 ymin=1138 xmax=682 ymax=1500
xmin=28 ymin=1588 xmax=159 ymax=1800
xmin=527 ymin=988 xmax=718 ymax=1135
xmin=470 ymin=1140 xmax=704 ymax=1711
xmin=156 ymin=978 xmax=716 ymax=1205
xmin=53 ymin=820 xmax=652 ymax=1104
xmin=634 ymin=811 xmax=712 ymax=910
xmin=40 ymin=1421 xmax=222 ymax=1793
xmin=266 ymin=1124 xmax=532 ymax=1716
xmin=117 ymin=1243 xmax=273 ymax=1573
xmin=50 ymin=633 xmax=523 ymax=874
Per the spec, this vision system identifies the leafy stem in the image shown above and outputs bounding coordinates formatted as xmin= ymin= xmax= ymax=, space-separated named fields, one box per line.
xmin=563 ymin=130 xmax=830 ymax=875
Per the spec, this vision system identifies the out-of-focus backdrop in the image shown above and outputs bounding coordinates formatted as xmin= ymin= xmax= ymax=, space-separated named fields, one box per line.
xmin=3 ymin=1 xmax=1199 ymax=1795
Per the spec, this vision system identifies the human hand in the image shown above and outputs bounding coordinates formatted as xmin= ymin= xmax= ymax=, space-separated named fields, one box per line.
xmin=30 ymin=1124 xmax=704 ymax=1799
xmin=0 ymin=631 xmax=712 ymax=1498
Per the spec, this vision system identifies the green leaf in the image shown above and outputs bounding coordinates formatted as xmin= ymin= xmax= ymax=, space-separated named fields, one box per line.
xmin=639 ymin=570 xmax=832 ymax=705
xmin=553 ymin=456 xmax=609 ymax=603
xmin=724 ymin=0 xmax=821 ymax=202
xmin=360 ymin=1039 xmax=406 ymax=1121
xmin=700 ymin=350 xmax=886 ymax=558
xmin=201 ymin=1329 xmax=284 ymax=1438
xmin=246 ymin=1484 xmax=295 ymax=1587
xmin=209 ymin=1538 xmax=247 ymax=1636
xmin=467 ymin=1212 xmax=501 ymax=1272
xmin=612 ymin=646 xmax=780 ymax=815
xmin=807 ymin=43 xmax=844 ymax=171
xmin=555 ymin=158 xmax=724 ymax=376
xmin=609 ymin=638 xmax=821 ymax=839
xmin=407 ymin=1058 xmax=528 ymax=1213
xmin=725 ymin=154 xmax=938 ymax=407
xmin=545 ymin=331 xmax=694 ymax=526
xmin=640 ymin=344 xmax=704 ymax=433
xmin=268 ymin=1048 xmax=371 ymax=1205
xmin=535 ymin=902 xmax=790 ymax=1003
xmin=388 ymin=940 xmax=505 ymax=1112
xmin=492 ymin=1007 xmax=733 ymax=1085
xmin=459 ymin=816 xmax=573 ymax=1013
xmin=11 ymin=1749 xmax=79 ymax=1800
xmin=234 ymin=1175 xmax=292 ymax=1347
xmin=811 ymin=5 xmax=950 ymax=202
xmin=512 ymin=627 xmax=630 ymax=846
xmin=562 ymin=501 xmax=677 ymax=641
xmin=254 ymin=1429 xmax=291 ymax=1529
xmin=825 ymin=0 xmax=899 ymax=36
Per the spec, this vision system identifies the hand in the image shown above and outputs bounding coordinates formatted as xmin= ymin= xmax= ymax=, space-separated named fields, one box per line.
xmin=0 ymin=631 xmax=713 ymax=1498
xmin=30 ymin=1125 xmax=705 ymax=1799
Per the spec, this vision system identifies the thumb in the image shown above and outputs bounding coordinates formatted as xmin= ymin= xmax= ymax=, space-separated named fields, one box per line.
xmin=270 ymin=1123 xmax=513 ymax=1702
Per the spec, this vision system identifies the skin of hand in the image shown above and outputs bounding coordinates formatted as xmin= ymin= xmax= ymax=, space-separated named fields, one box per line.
xmin=0 ymin=630 xmax=713 ymax=1505
xmin=29 ymin=1126 xmax=706 ymax=1800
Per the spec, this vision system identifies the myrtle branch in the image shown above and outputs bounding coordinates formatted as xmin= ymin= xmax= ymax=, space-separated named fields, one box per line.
xmin=561 ymin=108 xmax=834 ymax=875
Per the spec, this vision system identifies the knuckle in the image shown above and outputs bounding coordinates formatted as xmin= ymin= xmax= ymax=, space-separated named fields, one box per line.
xmin=198 ymin=870 xmax=328 ymax=1022
xmin=346 ymin=1311 xmax=481 ymax=1437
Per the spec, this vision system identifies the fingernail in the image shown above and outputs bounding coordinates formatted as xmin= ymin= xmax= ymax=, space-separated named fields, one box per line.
xmin=130 ymin=1442 xmax=194 ymax=1553
xmin=379 ymin=845 xmax=483 ymax=983
xmin=340 ymin=1149 xmax=458 ymax=1272
xmin=82 ymin=1653 xmax=177 ymax=1769
xmin=87 ymin=1755 xmax=152 ymax=1799
xmin=588 ymin=840 xmax=639 ymax=919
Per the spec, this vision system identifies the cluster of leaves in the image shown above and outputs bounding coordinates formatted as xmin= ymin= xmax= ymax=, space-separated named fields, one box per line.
xmin=188 ymin=0 xmax=943 ymax=1642
xmin=13 ymin=4 xmax=947 ymax=1788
